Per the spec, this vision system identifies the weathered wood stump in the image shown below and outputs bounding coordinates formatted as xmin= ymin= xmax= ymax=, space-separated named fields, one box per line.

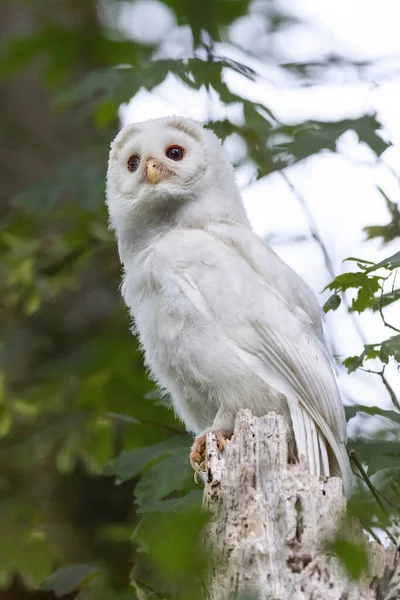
xmin=203 ymin=410 xmax=398 ymax=600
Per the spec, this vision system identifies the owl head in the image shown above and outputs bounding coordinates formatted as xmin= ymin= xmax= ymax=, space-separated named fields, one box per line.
xmin=106 ymin=116 xmax=249 ymax=248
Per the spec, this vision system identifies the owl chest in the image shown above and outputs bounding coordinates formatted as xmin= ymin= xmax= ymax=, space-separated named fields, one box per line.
xmin=135 ymin=294 xmax=186 ymax=350
xmin=122 ymin=262 xmax=189 ymax=357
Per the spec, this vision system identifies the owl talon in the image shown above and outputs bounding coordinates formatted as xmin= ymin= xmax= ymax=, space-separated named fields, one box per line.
xmin=190 ymin=434 xmax=207 ymax=481
xmin=193 ymin=460 xmax=207 ymax=484
xmin=190 ymin=429 xmax=233 ymax=480
xmin=214 ymin=429 xmax=233 ymax=453
xmin=217 ymin=437 xmax=226 ymax=452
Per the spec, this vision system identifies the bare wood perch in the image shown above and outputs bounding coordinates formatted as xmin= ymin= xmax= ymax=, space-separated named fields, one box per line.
xmin=203 ymin=410 xmax=399 ymax=600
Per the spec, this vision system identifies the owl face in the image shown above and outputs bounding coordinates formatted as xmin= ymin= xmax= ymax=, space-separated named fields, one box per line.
xmin=106 ymin=117 xmax=211 ymax=218
xmin=106 ymin=116 xmax=249 ymax=243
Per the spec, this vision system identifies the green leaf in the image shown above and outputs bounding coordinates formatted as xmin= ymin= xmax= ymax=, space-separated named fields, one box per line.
xmin=364 ymin=188 xmax=400 ymax=244
xmin=345 ymin=404 xmax=400 ymax=425
xmin=103 ymin=435 xmax=191 ymax=483
xmin=344 ymin=251 xmax=400 ymax=275
xmin=134 ymin=446 xmax=193 ymax=508
xmin=40 ymin=563 xmax=100 ymax=596
xmin=278 ymin=114 xmax=389 ymax=164
xmin=0 ymin=28 xmax=79 ymax=82
xmin=138 ymin=490 xmax=203 ymax=514
xmin=323 ymin=292 xmax=341 ymax=313
xmin=344 ymin=257 xmax=375 ymax=267
xmin=102 ymin=412 xmax=142 ymax=425
xmin=351 ymin=276 xmax=381 ymax=312
xmin=0 ymin=26 xmax=146 ymax=84
xmin=13 ymin=162 xmax=105 ymax=214
xmin=370 ymin=251 xmax=400 ymax=272
xmin=180 ymin=0 xmax=253 ymax=45
xmin=342 ymin=355 xmax=365 ymax=373
xmin=134 ymin=506 xmax=210 ymax=598
xmin=371 ymin=288 xmax=400 ymax=310
xmin=346 ymin=477 xmax=397 ymax=533
xmin=56 ymin=62 xmax=184 ymax=114
xmin=94 ymin=99 xmax=121 ymax=127
xmin=349 ymin=438 xmax=400 ymax=475
xmin=325 ymin=252 xmax=399 ymax=315
xmin=182 ymin=59 xmax=245 ymax=105
xmin=329 ymin=538 xmax=369 ymax=580
xmin=380 ymin=335 xmax=400 ymax=363
xmin=343 ymin=336 xmax=400 ymax=372
xmin=0 ymin=411 xmax=88 ymax=460
xmin=324 ymin=271 xmax=371 ymax=292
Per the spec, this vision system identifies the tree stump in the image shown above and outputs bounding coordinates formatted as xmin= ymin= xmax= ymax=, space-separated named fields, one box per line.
xmin=203 ymin=410 xmax=398 ymax=600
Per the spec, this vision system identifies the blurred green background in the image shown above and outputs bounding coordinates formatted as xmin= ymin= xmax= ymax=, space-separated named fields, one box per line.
xmin=0 ymin=0 xmax=399 ymax=598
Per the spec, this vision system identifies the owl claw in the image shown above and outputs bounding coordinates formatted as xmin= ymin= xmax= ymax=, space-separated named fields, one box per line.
xmin=213 ymin=429 xmax=233 ymax=452
xmin=216 ymin=435 xmax=227 ymax=452
xmin=190 ymin=429 xmax=233 ymax=482
xmin=193 ymin=460 xmax=207 ymax=483
xmin=190 ymin=435 xmax=207 ymax=483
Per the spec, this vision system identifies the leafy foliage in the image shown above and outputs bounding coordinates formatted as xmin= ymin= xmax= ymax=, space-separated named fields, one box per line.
xmin=324 ymin=252 xmax=400 ymax=314
xmin=325 ymin=253 xmax=400 ymax=373
xmin=343 ymin=336 xmax=400 ymax=372
xmin=0 ymin=0 xmax=399 ymax=595
xmin=325 ymin=247 xmax=400 ymax=546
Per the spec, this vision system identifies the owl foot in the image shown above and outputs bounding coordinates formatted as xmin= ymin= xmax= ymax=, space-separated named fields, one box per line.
xmin=190 ymin=429 xmax=233 ymax=482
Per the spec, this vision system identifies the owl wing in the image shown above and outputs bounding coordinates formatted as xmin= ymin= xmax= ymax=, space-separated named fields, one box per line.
xmin=161 ymin=223 xmax=352 ymax=496
xmin=209 ymin=220 xmax=327 ymax=338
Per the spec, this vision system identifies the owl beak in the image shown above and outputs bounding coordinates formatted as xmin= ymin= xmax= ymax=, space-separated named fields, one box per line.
xmin=146 ymin=158 xmax=164 ymax=186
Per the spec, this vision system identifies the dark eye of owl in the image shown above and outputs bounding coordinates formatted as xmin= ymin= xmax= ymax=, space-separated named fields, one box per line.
xmin=127 ymin=155 xmax=140 ymax=172
xmin=166 ymin=145 xmax=184 ymax=161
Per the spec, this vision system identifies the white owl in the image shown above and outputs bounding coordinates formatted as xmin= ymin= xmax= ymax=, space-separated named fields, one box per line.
xmin=106 ymin=115 xmax=353 ymax=497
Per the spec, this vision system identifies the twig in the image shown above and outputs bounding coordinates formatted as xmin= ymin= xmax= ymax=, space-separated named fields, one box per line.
xmin=279 ymin=170 xmax=369 ymax=346
xmin=392 ymin=269 xmax=398 ymax=294
xmin=360 ymin=367 xmax=400 ymax=412
xmin=381 ymin=368 xmax=400 ymax=412
xmin=349 ymin=450 xmax=388 ymax=514
xmin=379 ymin=277 xmax=400 ymax=334
xmin=349 ymin=449 xmax=397 ymax=545
xmin=365 ymin=526 xmax=382 ymax=545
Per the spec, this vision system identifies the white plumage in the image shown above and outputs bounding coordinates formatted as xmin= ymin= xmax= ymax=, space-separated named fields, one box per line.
xmin=106 ymin=115 xmax=353 ymax=496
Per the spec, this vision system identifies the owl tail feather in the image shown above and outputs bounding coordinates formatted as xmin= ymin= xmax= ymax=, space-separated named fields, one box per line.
xmin=290 ymin=403 xmax=353 ymax=498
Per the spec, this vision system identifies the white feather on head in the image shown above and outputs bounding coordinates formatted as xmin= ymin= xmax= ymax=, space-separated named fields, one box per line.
xmin=106 ymin=116 xmax=250 ymax=257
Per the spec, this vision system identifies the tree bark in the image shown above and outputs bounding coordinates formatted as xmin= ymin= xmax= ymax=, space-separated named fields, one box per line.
xmin=204 ymin=410 xmax=399 ymax=600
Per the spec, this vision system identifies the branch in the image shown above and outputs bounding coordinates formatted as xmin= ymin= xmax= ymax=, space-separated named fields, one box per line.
xmin=203 ymin=410 xmax=399 ymax=600
xmin=279 ymin=170 xmax=369 ymax=347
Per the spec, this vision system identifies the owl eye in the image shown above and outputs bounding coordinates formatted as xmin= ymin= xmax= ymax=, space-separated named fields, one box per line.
xmin=127 ymin=155 xmax=140 ymax=172
xmin=166 ymin=145 xmax=184 ymax=161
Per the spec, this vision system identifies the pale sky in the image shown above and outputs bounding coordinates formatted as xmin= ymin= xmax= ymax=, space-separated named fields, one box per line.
xmin=118 ymin=0 xmax=400 ymax=421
